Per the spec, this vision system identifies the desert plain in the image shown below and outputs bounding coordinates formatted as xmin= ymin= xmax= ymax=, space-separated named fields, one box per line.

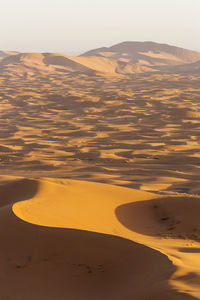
xmin=0 ymin=42 xmax=200 ymax=299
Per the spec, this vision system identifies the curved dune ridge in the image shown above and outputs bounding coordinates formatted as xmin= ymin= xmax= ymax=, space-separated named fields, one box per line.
xmin=0 ymin=177 xmax=200 ymax=299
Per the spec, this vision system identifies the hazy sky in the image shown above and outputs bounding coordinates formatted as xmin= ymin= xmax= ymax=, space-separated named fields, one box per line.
xmin=0 ymin=0 xmax=199 ymax=55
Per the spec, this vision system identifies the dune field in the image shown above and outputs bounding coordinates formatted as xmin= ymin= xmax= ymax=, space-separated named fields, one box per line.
xmin=0 ymin=42 xmax=200 ymax=299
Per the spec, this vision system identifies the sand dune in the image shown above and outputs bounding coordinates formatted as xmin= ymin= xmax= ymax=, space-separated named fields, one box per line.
xmin=1 ymin=41 xmax=200 ymax=75
xmin=0 ymin=177 xmax=197 ymax=299
xmin=0 ymin=52 xmax=96 ymax=75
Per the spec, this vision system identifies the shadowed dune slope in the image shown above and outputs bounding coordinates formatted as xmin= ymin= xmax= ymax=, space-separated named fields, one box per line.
xmin=0 ymin=177 xmax=196 ymax=299
xmin=43 ymin=53 xmax=96 ymax=73
xmin=0 ymin=207 xmax=183 ymax=300
xmin=116 ymin=196 xmax=200 ymax=240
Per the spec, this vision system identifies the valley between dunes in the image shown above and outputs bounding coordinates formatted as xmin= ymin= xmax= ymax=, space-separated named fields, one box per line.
xmin=0 ymin=176 xmax=199 ymax=299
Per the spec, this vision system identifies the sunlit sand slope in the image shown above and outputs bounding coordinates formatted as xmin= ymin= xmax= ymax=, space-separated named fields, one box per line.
xmin=0 ymin=177 xmax=198 ymax=299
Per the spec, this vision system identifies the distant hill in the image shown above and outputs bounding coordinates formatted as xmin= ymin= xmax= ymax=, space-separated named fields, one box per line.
xmin=79 ymin=41 xmax=200 ymax=74
xmin=1 ymin=42 xmax=200 ymax=76
xmin=82 ymin=41 xmax=200 ymax=62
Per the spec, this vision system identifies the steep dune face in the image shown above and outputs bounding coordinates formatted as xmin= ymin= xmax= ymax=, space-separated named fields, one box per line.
xmin=0 ymin=177 xmax=196 ymax=299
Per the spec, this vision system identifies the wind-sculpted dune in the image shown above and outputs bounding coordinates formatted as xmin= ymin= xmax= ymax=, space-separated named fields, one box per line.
xmin=0 ymin=177 xmax=198 ymax=299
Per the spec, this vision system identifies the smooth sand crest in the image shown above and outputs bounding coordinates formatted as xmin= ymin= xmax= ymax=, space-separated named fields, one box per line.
xmin=0 ymin=177 xmax=194 ymax=299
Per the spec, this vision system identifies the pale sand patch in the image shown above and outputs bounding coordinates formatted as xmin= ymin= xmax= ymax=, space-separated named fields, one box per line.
xmin=100 ymin=149 xmax=127 ymax=160
xmin=140 ymin=183 xmax=172 ymax=192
